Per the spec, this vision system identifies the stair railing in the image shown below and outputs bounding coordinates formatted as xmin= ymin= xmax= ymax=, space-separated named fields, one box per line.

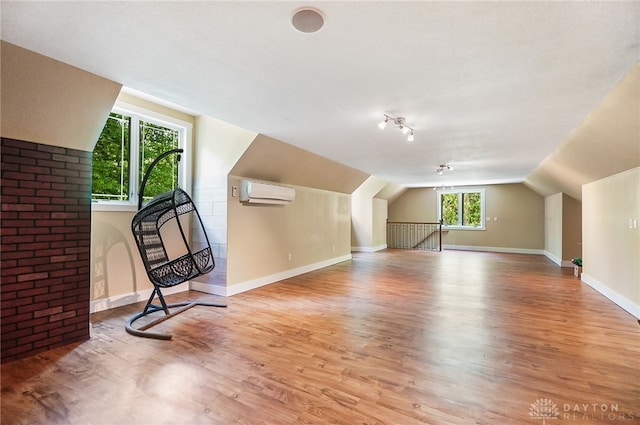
xmin=386 ymin=221 xmax=443 ymax=252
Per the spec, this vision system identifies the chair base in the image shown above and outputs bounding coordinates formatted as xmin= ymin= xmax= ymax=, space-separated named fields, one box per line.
xmin=125 ymin=287 xmax=227 ymax=340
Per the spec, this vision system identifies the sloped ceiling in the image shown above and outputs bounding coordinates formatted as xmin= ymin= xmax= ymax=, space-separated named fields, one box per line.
xmin=0 ymin=41 xmax=121 ymax=151
xmin=230 ymin=134 xmax=369 ymax=194
xmin=525 ymin=63 xmax=640 ymax=200
xmin=2 ymin=1 xmax=639 ymax=191
xmin=375 ymin=182 xmax=407 ymax=203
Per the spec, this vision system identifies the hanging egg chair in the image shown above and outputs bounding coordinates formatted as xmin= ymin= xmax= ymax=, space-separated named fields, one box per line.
xmin=126 ymin=148 xmax=226 ymax=340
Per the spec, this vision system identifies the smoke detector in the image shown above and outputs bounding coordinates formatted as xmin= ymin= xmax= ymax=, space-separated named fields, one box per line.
xmin=291 ymin=7 xmax=325 ymax=33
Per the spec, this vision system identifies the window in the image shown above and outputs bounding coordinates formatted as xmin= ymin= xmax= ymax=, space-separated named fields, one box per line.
xmin=92 ymin=104 xmax=191 ymax=209
xmin=92 ymin=113 xmax=131 ymax=202
xmin=437 ymin=189 xmax=485 ymax=230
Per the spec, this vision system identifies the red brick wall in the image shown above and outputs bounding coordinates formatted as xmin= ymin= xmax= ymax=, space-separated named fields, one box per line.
xmin=1 ymin=137 xmax=92 ymax=363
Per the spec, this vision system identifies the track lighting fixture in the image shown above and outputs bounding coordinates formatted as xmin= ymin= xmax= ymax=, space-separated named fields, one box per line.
xmin=436 ymin=164 xmax=453 ymax=175
xmin=378 ymin=114 xmax=415 ymax=142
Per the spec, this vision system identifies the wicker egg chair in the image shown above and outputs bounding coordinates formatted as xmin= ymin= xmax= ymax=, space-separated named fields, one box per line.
xmin=126 ymin=149 xmax=226 ymax=340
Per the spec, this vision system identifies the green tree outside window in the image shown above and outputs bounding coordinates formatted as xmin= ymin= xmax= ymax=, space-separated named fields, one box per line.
xmin=92 ymin=111 xmax=181 ymax=203
xmin=92 ymin=113 xmax=130 ymax=201
xmin=439 ymin=190 xmax=484 ymax=228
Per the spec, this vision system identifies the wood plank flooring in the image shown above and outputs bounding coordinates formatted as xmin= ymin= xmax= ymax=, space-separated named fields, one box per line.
xmin=2 ymin=250 xmax=639 ymax=424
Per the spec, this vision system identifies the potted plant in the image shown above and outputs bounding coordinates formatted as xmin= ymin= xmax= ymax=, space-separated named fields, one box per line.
xmin=571 ymin=257 xmax=582 ymax=277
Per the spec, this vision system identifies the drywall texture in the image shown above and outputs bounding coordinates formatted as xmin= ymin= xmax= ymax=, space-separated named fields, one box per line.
xmin=190 ymin=115 xmax=258 ymax=290
xmin=117 ymin=91 xmax=196 ymax=126
xmin=351 ymin=176 xmax=389 ymax=251
xmin=525 ymin=62 xmax=640 ymax=200
xmin=388 ymin=188 xmax=439 ymax=223
xmin=389 ymin=183 xmax=544 ymax=251
xmin=582 ymin=167 xmax=639 ymax=316
xmin=375 ymin=182 xmax=407 ymax=203
xmin=0 ymin=41 xmax=121 ymax=152
xmin=544 ymin=193 xmax=583 ymax=265
xmin=227 ymin=177 xmax=351 ymax=287
xmin=544 ymin=193 xmax=563 ymax=261
xmin=230 ymin=134 xmax=369 ymax=194
xmin=372 ymin=198 xmax=388 ymax=248
xmin=91 ymin=211 xmax=153 ymax=303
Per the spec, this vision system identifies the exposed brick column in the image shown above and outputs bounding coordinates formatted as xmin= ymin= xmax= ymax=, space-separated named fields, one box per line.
xmin=1 ymin=137 xmax=92 ymax=363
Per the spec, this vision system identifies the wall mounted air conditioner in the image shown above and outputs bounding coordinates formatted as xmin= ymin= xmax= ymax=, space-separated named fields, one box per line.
xmin=239 ymin=180 xmax=295 ymax=205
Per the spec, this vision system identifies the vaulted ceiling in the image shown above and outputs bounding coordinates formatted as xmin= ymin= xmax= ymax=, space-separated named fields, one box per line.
xmin=2 ymin=1 xmax=639 ymax=192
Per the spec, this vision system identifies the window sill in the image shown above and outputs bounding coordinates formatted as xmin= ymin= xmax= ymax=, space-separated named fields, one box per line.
xmin=91 ymin=202 xmax=138 ymax=213
xmin=442 ymin=226 xmax=486 ymax=231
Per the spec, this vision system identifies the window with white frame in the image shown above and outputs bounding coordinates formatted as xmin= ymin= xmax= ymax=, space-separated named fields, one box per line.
xmin=437 ymin=189 xmax=485 ymax=229
xmin=91 ymin=105 xmax=191 ymax=209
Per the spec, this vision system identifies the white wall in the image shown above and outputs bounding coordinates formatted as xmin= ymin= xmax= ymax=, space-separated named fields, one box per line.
xmin=582 ymin=167 xmax=640 ymax=319
xmin=544 ymin=193 xmax=583 ymax=267
xmin=544 ymin=193 xmax=564 ymax=265
xmin=225 ymin=179 xmax=352 ymax=296
xmin=189 ymin=115 xmax=257 ymax=294
xmin=372 ymin=198 xmax=388 ymax=248
xmin=351 ymin=176 xmax=389 ymax=252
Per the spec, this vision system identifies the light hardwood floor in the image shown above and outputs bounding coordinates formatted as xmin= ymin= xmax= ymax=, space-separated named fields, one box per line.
xmin=1 ymin=250 xmax=639 ymax=424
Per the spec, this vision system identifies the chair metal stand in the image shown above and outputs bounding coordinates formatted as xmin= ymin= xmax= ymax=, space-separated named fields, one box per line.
xmin=126 ymin=287 xmax=226 ymax=340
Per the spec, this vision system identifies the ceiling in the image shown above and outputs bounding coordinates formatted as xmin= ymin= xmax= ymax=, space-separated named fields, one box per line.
xmin=2 ymin=1 xmax=639 ymax=188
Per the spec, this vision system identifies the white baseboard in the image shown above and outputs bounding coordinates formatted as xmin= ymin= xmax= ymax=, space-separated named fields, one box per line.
xmin=191 ymin=254 xmax=353 ymax=297
xmin=544 ymin=250 xmax=562 ymax=266
xmin=351 ymin=244 xmax=387 ymax=253
xmin=443 ymin=245 xmax=545 ymax=255
xmin=581 ymin=273 xmax=640 ymax=320
xmin=90 ymin=285 xmax=189 ymax=313
xmin=189 ymin=280 xmax=226 ymax=297
xmin=543 ymin=251 xmax=576 ymax=268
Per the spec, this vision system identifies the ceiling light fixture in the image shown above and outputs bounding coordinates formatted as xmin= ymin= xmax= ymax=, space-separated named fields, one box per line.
xmin=436 ymin=164 xmax=453 ymax=175
xmin=378 ymin=114 xmax=415 ymax=142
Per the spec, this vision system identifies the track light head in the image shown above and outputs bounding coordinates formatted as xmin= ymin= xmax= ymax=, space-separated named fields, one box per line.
xmin=436 ymin=164 xmax=453 ymax=175
xmin=378 ymin=117 xmax=389 ymax=129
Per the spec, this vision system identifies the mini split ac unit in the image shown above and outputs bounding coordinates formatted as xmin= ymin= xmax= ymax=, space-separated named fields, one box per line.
xmin=239 ymin=180 xmax=295 ymax=205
